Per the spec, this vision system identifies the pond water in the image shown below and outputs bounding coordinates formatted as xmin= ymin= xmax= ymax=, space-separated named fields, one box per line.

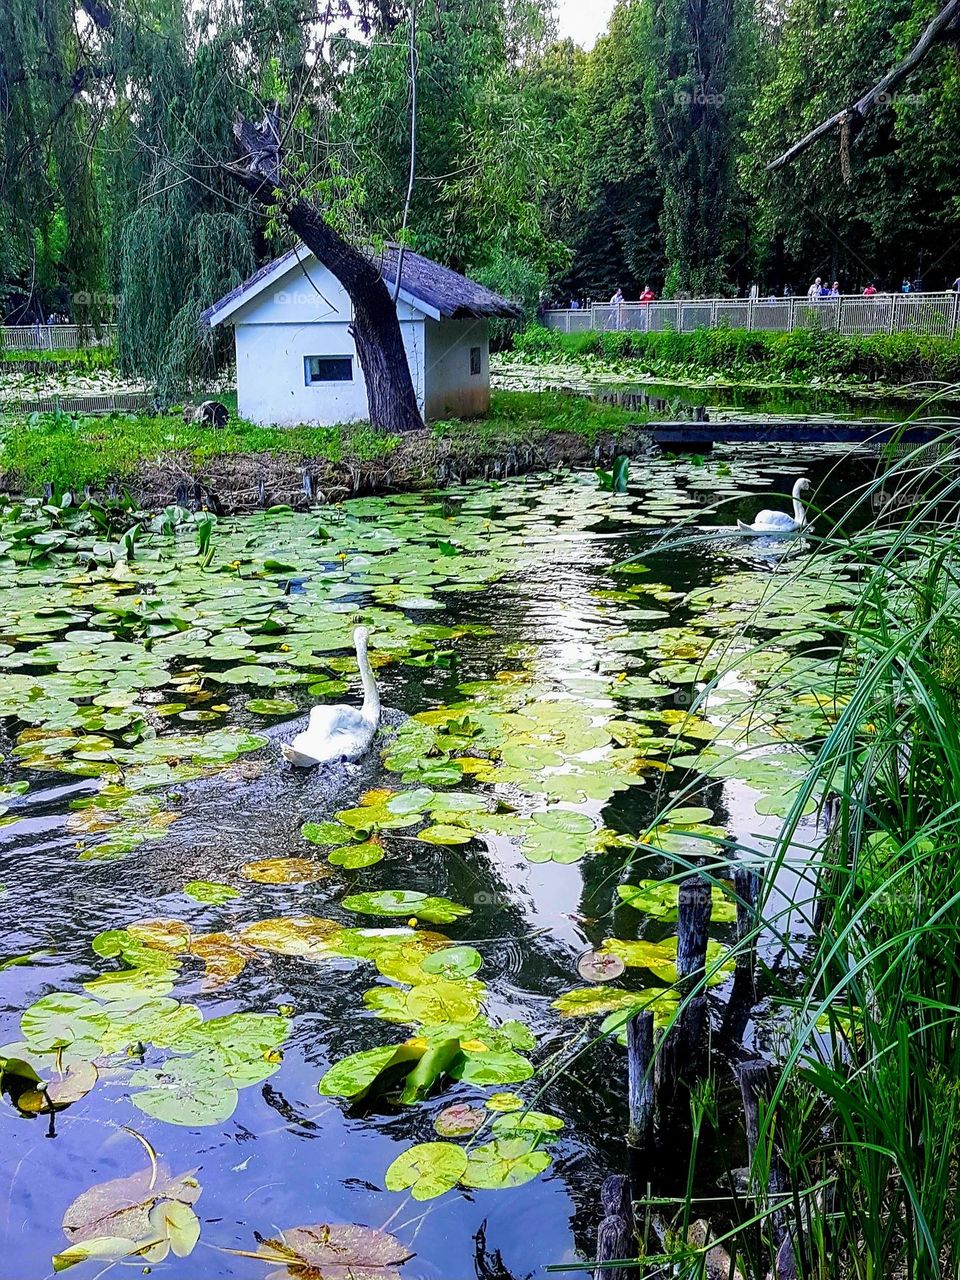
xmin=0 ymin=447 xmax=868 ymax=1280
xmin=494 ymin=358 xmax=960 ymax=422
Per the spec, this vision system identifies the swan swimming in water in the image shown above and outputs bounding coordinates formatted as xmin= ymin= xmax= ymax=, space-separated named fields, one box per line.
xmin=281 ymin=625 xmax=380 ymax=767
xmin=737 ymin=477 xmax=812 ymax=535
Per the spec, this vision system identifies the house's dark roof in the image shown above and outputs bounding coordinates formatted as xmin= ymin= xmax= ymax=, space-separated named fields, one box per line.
xmin=200 ymin=244 xmax=522 ymax=327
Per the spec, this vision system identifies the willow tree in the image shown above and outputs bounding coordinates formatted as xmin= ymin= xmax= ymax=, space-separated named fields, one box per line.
xmin=0 ymin=0 xmax=108 ymax=317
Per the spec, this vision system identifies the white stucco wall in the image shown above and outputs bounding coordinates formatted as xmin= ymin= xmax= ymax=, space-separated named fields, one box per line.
xmin=423 ymin=318 xmax=490 ymax=420
xmin=234 ymin=318 xmax=426 ymax=427
xmin=218 ymin=252 xmax=488 ymax=427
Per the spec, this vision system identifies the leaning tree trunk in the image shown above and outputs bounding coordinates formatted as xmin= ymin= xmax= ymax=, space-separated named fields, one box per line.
xmin=224 ymin=108 xmax=424 ymax=432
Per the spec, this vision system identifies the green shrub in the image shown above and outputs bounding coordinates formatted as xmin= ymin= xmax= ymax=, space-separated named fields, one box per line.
xmin=508 ymin=322 xmax=960 ymax=387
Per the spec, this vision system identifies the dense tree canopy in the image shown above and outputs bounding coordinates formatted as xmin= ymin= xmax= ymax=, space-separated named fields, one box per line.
xmin=3 ymin=0 xmax=960 ymax=390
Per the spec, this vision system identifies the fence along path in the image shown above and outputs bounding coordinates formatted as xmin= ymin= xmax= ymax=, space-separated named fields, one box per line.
xmin=0 ymin=324 xmax=117 ymax=351
xmin=544 ymin=292 xmax=960 ymax=340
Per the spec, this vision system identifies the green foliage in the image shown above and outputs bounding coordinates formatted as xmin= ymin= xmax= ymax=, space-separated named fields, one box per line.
xmin=511 ymin=322 xmax=960 ymax=386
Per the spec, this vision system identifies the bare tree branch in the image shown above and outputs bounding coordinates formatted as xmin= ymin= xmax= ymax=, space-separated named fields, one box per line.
xmin=766 ymin=0 xmax=960 ymax=172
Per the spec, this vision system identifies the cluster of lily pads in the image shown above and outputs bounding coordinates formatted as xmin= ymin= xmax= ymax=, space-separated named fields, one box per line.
xmin=0 ymin=460 xmax=862 ymax=1275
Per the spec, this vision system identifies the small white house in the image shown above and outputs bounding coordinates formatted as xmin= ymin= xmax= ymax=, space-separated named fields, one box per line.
xmin=201 ymin=245 xmax=521 ymax=427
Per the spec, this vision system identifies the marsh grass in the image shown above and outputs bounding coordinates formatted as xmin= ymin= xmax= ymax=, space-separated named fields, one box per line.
xmin=639 ymin=433 xmax=960 ymax=1277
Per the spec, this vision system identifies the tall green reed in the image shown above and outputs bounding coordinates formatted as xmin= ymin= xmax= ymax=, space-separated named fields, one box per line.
xmin=648 ymin=430 xmax=960 ymax=1278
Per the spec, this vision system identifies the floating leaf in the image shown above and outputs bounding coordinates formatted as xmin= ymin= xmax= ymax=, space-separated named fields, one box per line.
xmin=451 ymin=1050 xmax=534 ymax=1087
xmin=252 ymin=1223 xmax=413 ymax=1278
xmin=318 ymin=1043 xmax=420 ymax=1100
xmin=240 ymin=916 xmax=342 ymax=957
xmin=434 ymin=1102 xmax=485 ymax=1137
xmin=485 ymin=1092 xmax=524 ymax=1112
xmin=420 ymin=946 xmax=482 ymax=980
xmin=183 ymin=880 xmax=241 ymax=905
xmin=490 ymin=1110 xmax=564 ymax=1140
xmin=577 ymin=950 xmax=626 ymax=982
xmin=241 ymin=857 xmax=330 ymax=884
xmin=300 ymin=820 xmax=355 ymax=847
xmin=327 ymin=839 xmax=384 ymax=869
xmin=342 ymin=890 xmax=471 ymax=925
xmin=531 ymin=809 xmax=596 ymax=835
xmin=417 ymin=823 xmax=473 ymax=845
xmin=244 ymin=698 xmax=299 ymax=716
xmin=384 ymin=1142 xmax=468 ymax=1200
xmin=21 ymin=993 xmax=109 ymax=1052
xmin=129 ymin=1059 xmax=239 ymax=1125
xmin=461 ymin=1138 xmax=551 ymax=1189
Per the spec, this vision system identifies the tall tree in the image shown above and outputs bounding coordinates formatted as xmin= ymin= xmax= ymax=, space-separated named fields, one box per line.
xmin=640 ymin=0 xmax=754 ymax=295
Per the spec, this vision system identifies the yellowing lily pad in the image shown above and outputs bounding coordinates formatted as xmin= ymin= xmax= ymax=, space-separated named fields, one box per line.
xmin=241 ymin=858 xmax=330 ymax=884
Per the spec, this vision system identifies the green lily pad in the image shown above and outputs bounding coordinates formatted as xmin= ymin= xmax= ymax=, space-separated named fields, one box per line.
xmin=341 ymin=890 xmax=471 ymax=925
xmin=21 ymin=993 xmax=109 ymax=1052
xmin=129 ymin=1059 xmax=239 ymax=1126
xmin=420 ymin=946 xmax=483 ymax=979
xmin=183 ymin=880 xmax=241 ymax=905
xmin=384 ymin=1141 xmax=468 ymax=1200
xmin=461 ymin=1138 xmax=552 ymax=1189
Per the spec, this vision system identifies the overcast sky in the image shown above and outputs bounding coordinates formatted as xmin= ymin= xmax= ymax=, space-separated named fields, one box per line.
xmin=553 ymin=0 xmax=617 ymax=47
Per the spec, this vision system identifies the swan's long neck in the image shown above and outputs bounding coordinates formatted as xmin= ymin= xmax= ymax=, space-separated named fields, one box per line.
xmin=357 ymin=639 xmax=380 ymax=724
xmin=792 ymin=483 xmax=807 ymax=526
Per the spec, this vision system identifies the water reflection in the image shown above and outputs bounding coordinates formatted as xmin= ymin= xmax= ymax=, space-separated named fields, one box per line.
xmin=0 ymin=447 xmax=872 ymax=1278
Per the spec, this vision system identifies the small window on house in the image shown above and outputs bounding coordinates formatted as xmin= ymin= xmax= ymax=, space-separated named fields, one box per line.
xmin=305 ymin=356 xmax=353 ymax=384
xmin=470 ymin=346 xmax=482 ymax=376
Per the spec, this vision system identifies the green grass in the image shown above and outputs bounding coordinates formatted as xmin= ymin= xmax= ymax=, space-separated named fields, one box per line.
xmin=0 ymin=346 xmax=117 ymax=372
xmin=0 ymin=390 xmax=647 ymax=495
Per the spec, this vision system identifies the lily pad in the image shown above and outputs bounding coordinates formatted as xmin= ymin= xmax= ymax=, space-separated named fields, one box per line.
xmin=341 ymin=890 xmax=471 ymax=925
xmin=434 ymin=1102 xmax=486 ymax=1137
xmin=384 ymin=1141 xmax=468 ymax=1200
xmin=183 ymin=880 xmax=241 ymax=905
xmin=241 ymin=857 xmax=330 ymax=884
xmin=252 ymin=1223 xmax=413 ymax=1278
xmin=461 ymin=1138 xmax=551 ymax=1189
xmin=420 ymin=946 xmax=483 ymax=979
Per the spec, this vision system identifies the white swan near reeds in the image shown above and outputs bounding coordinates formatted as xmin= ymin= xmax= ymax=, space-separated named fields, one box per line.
xmin=281 ymin=626 xmax=380 ymax=767
xmin=737 ymin=477 xmax=812 ymax=534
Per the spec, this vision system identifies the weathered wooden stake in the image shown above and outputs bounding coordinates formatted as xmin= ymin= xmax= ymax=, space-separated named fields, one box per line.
xmin=676 ymin=876 xmax=712 ymax=981
xmin=733 ymin=863 xmax=760 ymax=973
xmin=626 ymin=1010 xmax=655 ymax=1151
xmin=656 ymin=876 xmax=712 ymax=1129
xmin=594 ymin=1174 xmax=638 ymax=1280
xmin=736 ymin=1061 xmax=797 ymax=1280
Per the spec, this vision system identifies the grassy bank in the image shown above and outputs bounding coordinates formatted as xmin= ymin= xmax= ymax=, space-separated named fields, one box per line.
xmin=513 ymin=322 xmax=960 ymax=389
xmin=0 ymin=390 xmax=652 ymax=505
xmin=0 ymin=346 xmax=117 ymax=373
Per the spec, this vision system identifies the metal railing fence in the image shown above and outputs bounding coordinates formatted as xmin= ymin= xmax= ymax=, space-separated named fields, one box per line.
xmin=0 ymin=324 xmax=117 ymax=352
xmin=543 ymin=293 xmax=960 ymax=340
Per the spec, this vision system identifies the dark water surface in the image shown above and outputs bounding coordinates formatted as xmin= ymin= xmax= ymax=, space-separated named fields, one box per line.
xmin=0 ymin=448 xmax=873 ymax=1280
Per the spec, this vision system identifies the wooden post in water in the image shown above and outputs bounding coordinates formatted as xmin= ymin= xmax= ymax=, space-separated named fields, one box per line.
xmin=736 ymin=1061 xmax=797 ymax=1280
xmin=593 ymin=1174 xmax=639 ymax=1280
xmin=626 ymin=1009 xmax=655 ymax=1152
xmin=656 ymin=876 xmax=712 ymax=1131
xmin=733 ymin=863 xmax=760 ymax=974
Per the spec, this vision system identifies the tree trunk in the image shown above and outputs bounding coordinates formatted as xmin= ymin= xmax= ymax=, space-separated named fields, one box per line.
xmin=223 ymin=108 xmax=424 ymax=432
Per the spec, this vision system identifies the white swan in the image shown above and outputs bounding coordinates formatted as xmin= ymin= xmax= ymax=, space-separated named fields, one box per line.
xmin=281 ymin=626 xmax=380 ymax=767
xmin=737 ymin=477 xmax=812 ymax=535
